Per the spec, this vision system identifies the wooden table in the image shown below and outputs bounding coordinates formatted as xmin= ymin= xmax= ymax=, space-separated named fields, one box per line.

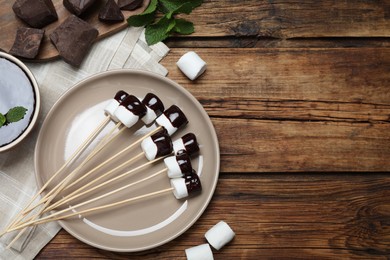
xmin=37 ymin=1 xmax=390 ymax=259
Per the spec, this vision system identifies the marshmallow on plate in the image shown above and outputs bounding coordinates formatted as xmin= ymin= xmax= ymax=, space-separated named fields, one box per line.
xmin=205 ymin=221 xmax=235 ymax=250
xmin=164 ymin=150 xmax=192 ymax=178
xmin=185 ymin=243 xmax=214 ymax=260
xmin=177 ymin=51 xmax=207 ymax=80
xmin=170 ymin=170 xmax=201 ymax=199
xmin=114 ymin=95 xmax=146 ymax=128
xmin=141 ymin=93 xmax=165 ymax=124
xmin=141 ymin=128 xmax=173 ymax=161
xmin=156 ymin=105 xmax=188 ymax=136
xmin=173 ymin=133 xmax=199 ymax=155
xmin=104 ymin=90 xmax=129 ymax=122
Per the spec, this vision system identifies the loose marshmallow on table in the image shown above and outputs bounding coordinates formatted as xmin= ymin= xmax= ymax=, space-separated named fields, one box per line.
xmin=104 ymin=90 xmax=129 ymax=122
xmin=205 ymin=221 xmax=235 ymax=250
xmin=185 ymin=243 xmax=214 ymax=260
xmin=164 ymin=150 xmax=192 ymax=178
xmin=141 ymin=128 xmax=173 ymax=161
xmin=114 ymin=95 xmax=146 ymax=128
xmin=141 ymin=93 xmax=165 ymax=124
xmin=156 ymin=105 xmax=188 ymax=136
xmin=170 ymin=170 xmax=202 ymax=199
xmin=173 ymin=133 xmax=199 ymax=155
xmin=177 ymin=51 xmax=207 ymax=80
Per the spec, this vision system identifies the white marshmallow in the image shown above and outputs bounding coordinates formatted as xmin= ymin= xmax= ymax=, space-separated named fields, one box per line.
xmin=205 ymin=221 xmax=235 ymax=250
xmin=156 ymin=114 xmax=177 ymax=136
xmin=142 ymin=106 xmax=157 ymax=125
xmin=141 ymin=137 xmax=158 ymax=161
xmin=114 ymin=106 xmax=139 ymax=128
xmin=170 ymin=178 xmax=188 ymax=199
xmin=172 ymin=138 xmax=185 ymax=154
xmin=164 ymin=156 xmax=182 ymax=178
xmin=185 ymin=244 xmax=214 ymax=260
xmin=104 ymin=99 xmax=120 ymax=122
xmin=177 ymin=51 xmax=207 ymax=81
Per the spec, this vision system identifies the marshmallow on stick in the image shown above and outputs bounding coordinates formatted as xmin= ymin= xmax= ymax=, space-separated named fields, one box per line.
xmin=156 ymin=105 xmax=188 ymax=136
xmin=114 ymin=95 xmax=147 ymax=128
xmin=170 ymin=170 xmax=202 ymax=199
xmin=173 ymin=133 xmax=199 ymax=155
xmin=141 ymin=128 xmax=173 ymax=161
xmin=141 ymin=93 xmax=165 ymax=124
xmin=104 ymin=90 xmax=129 ymax=121
xmin=164 ymin=150 xmax=193 ymax=178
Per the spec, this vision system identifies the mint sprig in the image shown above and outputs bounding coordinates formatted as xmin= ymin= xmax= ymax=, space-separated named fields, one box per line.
xmin=127 ymin=0 xmax=203 ymax=45
xmin=0 ymin=106 xmax=28 ymax=128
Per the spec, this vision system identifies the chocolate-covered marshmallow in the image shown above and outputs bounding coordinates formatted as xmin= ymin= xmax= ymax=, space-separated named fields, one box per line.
xmin=104 ymin=90 xmax=129 ymax=122
xmin=170 ymin=170 xmax=202 ymax=199
xmin=156 ymin=105 xmax=188 ymax=136
xmin=114 ymin=95 xmax=146 ymax=128
xmin=164 ymin=150 xmax=192 ymax=178
xmin=141 ymin=93 xmax=165 ymax=124
xmin=141 ymin=129 xmax=173 ymax=161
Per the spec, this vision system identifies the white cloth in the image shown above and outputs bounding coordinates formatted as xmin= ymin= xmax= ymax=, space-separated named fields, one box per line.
xmin=0 ymin=27 xmax=169 ymax=260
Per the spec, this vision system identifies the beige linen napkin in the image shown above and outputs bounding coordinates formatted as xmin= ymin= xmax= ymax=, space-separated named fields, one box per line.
xmin=0 ymin=27 xmax=169 ymax=260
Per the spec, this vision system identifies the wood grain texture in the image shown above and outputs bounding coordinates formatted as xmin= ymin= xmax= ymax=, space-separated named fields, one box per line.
xmin=0 ymin=0 xmax=149 ymax=60
xmin=36 ymin=175 xmax=390 ymax=259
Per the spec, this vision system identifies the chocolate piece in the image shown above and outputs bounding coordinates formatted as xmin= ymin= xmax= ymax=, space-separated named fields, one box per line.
xmin=99 ymin=0 xmax=124 ymax=23
xmin=9 ymin=27 xmax=44 ymax=59
xmin=114 ymin=90 xmax=129 ymax=103
xmin=120 ymin=95 xmax=147 ymax=117
xmin=118 ymin=0 xmax=143 ymax=11
xmin=50 ymin=15 xmax=98 ymax=67
xmin=175 ymin=150 xmax=192 ymax=175
xmin=184 ymin=170 xmax=202 ymax=194
xmin=164 ymin=105 xmax=188 ymax=128
xmin=142 ymin=93 xmax=165 ymax=117
xmin=151 ymin=128 xmax=173 ymax=158
xmin=63 ymin=0 xmax=97 ymax=16
xmin=181 ymin=133 xmax=199 ymax=155
xmin=12 ymin=0 xmax=58 ymax=28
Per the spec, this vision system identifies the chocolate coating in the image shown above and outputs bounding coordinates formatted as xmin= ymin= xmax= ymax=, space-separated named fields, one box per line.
xmin=142 ymin=93 xmax=164 ymax=116
xmin=175 ymin=150 xmax=192 ymax=175
xmin=181 ymin=133 xmax=199 ymax=156
xmin=12 ymin=0 xmax=58 ymax=28
xmin=151 ymin=129 xmax=173 ymax=158
xmin=120 ymin=95 xmax=147 ymax=117
xmin=114 ymin=90 xmax=129 ymax=103
xmin=164 ymin=105 xmax=188 ymax=129
xmin=9 ymin=27 xmax=44 ymax=59
xmin=184 ymin=170 xmax=202 ymax=194
xmin=99 ymin=0 xmax=124 ymax=23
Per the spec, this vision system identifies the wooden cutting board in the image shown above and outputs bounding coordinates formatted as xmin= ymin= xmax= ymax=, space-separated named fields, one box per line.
xmin=0 ymin=0 xmax=150 ymax=61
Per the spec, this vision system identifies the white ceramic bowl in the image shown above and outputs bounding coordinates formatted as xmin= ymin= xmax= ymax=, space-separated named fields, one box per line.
xmin=0 ymin=52 xmax=40 ymax=152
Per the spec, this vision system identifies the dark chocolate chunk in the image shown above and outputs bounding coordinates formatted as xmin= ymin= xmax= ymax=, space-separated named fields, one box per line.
xmin=99 ymin=0 xmax=124 ymax=23
xmin=118 ymin=0 xmax=143 ymax=11
xmin=12 ymin=0 xmax=58 ymax=28
xmin=184 ymin=170 xmax=202 ymax=194
xmin=63 ymin=0 xmax=97 ymax=16
xmin=120 ymin=95 xmax=147 ymax=117
xmin=151 ymin=129 xmax=173 ymax=158
xmin=142 ymin=93 xmax=164 ymax=117
xmin=181 ymin=133 xmax=199 ymax=156
xmin=114 ymin=90 xmax=129 ymax=103
xmin=175 ymin=150 xmax=192 ymax=175
xmin=50 ymin=15 xmax=98 ymax=67
xmin=164 ymin=105 xmax=188 ymax=129
xmin=9 ymin=27 xmax=44 ymax=59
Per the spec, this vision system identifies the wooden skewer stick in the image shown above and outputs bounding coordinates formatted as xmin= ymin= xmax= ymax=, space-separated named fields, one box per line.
xmin=6 ymin=170 xmax=170 ymax=234
xmin=5 ymin=121 xmax=125 ymax=248
xmin=44 ymin=155 xmax=165 ymax=213
xmin=2 ymin=116 xmax=111 ymax=233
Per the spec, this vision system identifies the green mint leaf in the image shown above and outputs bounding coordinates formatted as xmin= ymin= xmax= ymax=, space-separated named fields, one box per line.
xmin=127 ymin=0 xmax=158 ymax=27
xmin=159 ymin=0 xmax=203 ymax=13
xmin=6 ymin=106 xmax=27 ymax=123
xmin=145 ymin=16 xmax=176 ymax=45
xmin=0 ymin=113 xmax=5 ymax=127
xmin=173 ymin=18 xmax=194 ymax=34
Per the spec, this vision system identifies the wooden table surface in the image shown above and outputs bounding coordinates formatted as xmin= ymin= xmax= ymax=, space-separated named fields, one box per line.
xmin=37 ymin=1 xmax=390 ymax=259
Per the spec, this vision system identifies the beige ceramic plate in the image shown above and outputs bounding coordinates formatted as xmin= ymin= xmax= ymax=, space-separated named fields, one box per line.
xmin=34 ymin=69 xmax=219 ymax=252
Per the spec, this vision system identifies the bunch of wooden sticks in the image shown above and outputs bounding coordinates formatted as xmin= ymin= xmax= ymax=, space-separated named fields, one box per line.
xmin=1 ymin=91 xmax=202 ymax=249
